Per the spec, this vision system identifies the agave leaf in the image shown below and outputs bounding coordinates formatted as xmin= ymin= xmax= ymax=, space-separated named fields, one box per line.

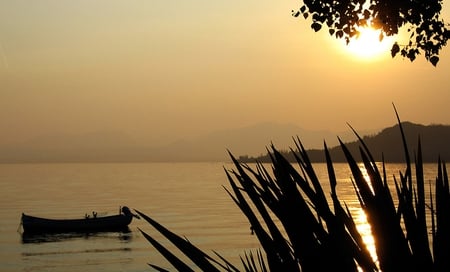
xmin=340 ymin=127 xmax=416 ymax=271
xmin=240 ymin=254 xmax=252 ymax=272
xmin=135 ymin=210 xmax=220 ymax=272
xmin=223 ymin=171 xmax=273 ymax=246
xmin=346 ymin=122 xmax=380 ymax=176
xmin=434 ymin=159 xmax=450 ymax=270
xmin=267 ymin=148 xmax=332 ymax=270
xmin=224 ymin=170 xmax=295 ymax=271
xmin=392 ymin=104 xmax=412 ymax=181
xmin=406 ymin=138 xmax=433 ymax=268
xmin=247 ymin=251 xmax=258 ymax=271
xmin=359 ymin=147 xmax=383 ymax=196
xmin=415 ymin=138 xmax=426 ymax=227
xmin=429 ymin=181 xmax=436 ymax=244
xmin=292 ymin=139 xmax=328 ymax=201
xmin=270 ymin=142 xmax=363 ymax=271
xmin=148 ymin=263 xmax=171 ymax=272
xmin=244 ymin=163 xmax=281 ymax=203
xmin=227 ymin=154 xmax=301 ymax=271
xmin=325 ymin=141 xmax=376 ymax=271
xmin=324 ymin=141 xmax=337 ymax=196
xmin=212 ymin=251 xmax=241 ymax=272
xmin=239 ymin=250 xmax=269 ymax=272
xmin=339 ymin=138 xmax=374 ymax=205
xmin=139 ymin=229 xmax=194 ymax=271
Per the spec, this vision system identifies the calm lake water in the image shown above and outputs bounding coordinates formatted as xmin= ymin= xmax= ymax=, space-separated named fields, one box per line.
xmin=0 ymin=162 xmax=440 ymax=272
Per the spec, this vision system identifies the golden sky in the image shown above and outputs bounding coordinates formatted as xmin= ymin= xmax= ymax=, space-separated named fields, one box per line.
xmin=0 ymin=0 xmax=449 ymax=147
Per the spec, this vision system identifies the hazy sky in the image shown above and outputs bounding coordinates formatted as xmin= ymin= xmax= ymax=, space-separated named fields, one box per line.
xmin=1 ymin=1 xmax=449 ymax=147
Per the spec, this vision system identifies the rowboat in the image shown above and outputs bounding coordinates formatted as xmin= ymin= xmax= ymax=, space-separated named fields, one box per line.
xmin=21 ymin=206 xmax=139 ymax=234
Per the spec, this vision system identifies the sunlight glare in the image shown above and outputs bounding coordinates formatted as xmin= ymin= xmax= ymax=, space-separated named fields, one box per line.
xmin=341 ymin=27 xmax=395 ymax=60
xmin=355 ymin=208 xmax=378 ymax=269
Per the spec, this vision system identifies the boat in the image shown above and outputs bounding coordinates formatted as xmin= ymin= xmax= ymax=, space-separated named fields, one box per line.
xmin=21 ymin=206 xmax=139 ymax=234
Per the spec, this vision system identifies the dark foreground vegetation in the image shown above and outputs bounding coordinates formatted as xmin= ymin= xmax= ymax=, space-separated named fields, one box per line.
xmin=136 ymin=109 xmax=450 ymax=271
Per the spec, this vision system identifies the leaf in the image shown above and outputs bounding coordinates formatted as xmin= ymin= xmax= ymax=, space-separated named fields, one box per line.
xmin=343 ymin=26 xmax=351 ymax=35
xmin=407 ymin=49 xmax=417 ymax=61
xmin=311 ymin=22 xmax=322 ymax=32
xmin=336 ymin=30 xmax=344 ymax=39
xmin=416 ymin=34 xmax=423 ymax=43
xmin=329 ymin=29 xmax=335 ymax=36
xmin=135 ymin=210 xmax=220 ymax=272
xmin=430 ymin=55 xmax=439 ymax=66
xmin=401 ymin=48 xmax=407 ymax=57
xmin=300 ymin=5 xmax=306 ymax=13
xmin=391 ymin=42 xmax=400 ymax=58
xmin=148 ymin=264 xmax=171 ymax=272
xmin=363 ymin=9 xmax=370 ymax=19
xmin=139 ymin=229 xmax=194 ymax=272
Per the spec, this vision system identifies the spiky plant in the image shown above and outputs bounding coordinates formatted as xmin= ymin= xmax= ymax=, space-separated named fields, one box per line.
xmin=136 ymin=108 xmax=450 ymax=271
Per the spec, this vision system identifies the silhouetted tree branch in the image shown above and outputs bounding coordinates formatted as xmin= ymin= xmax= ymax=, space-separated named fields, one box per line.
xmin=293 ymin=0 xmax=450 ymax=66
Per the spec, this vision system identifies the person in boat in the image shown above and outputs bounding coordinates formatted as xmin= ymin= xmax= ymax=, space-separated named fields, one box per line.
xmin=121 ymin=206 xmax=130 ymax=215
xmin=121 ymin=206 xmax=140 ymax=219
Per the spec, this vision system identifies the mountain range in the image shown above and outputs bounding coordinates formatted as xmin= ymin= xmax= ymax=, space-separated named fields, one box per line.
xmin=0 ymin=121 xmax=448 ymax=163
xmin=241 ymin=122 xmax=450 ymax=163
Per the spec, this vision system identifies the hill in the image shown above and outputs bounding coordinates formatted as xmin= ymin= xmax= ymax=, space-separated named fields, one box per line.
xmin=240 ymin=122 xmax=450 ymax=163
xmin=0 ymin=122 xmax=364 ymax=163
xmin=147 ymin=122 xmax=367 ymax=162
xmin=0 ymin=122 xmax=447 ymax=163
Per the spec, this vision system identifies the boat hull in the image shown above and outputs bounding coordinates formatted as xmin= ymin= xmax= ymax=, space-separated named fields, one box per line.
xmin=21 ymin=210 xmax=133 ymax=234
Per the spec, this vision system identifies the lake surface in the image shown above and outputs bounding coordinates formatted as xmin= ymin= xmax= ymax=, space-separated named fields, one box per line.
xmin=0 ymin=162 xmax=440 ymax=271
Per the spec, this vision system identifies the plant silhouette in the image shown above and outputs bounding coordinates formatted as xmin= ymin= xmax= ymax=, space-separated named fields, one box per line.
xmin=137 ymin=107 xmax=450 ymax=271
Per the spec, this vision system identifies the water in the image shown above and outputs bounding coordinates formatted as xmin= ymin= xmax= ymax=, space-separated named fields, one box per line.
xmin=0 ymin=162 xmax=440 ymax=271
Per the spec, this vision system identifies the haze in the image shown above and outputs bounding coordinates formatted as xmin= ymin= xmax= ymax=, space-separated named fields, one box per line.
xmin=1 ymin=1 xmax=449 ymax=160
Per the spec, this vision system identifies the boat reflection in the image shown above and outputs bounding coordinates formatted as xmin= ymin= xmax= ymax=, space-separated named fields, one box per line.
xmin=21 ymin=227 xmax=132 ymax=244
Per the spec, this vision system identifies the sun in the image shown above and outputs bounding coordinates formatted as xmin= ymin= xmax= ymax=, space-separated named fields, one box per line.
xmin=340 ymin=27 xmax=395 ymax=60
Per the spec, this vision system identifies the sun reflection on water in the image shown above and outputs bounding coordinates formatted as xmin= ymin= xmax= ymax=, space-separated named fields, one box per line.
xmin=354 ymin=208 xmax=378 ymax=270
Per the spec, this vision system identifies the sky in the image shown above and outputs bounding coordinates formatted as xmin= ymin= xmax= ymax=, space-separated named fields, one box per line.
xmin=0 ymin=0 xmax=449 ymax=149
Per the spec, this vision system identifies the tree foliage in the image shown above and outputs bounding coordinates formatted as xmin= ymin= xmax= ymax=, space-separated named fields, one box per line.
xmin=292 ymin=0 xmax=450 ymax=65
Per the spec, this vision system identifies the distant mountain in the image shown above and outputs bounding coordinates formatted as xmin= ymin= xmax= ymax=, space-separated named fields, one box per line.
xmin=242 ymin=122 xmax=450 ymax=163
xmin=148 ymin=122 xmax=370 ymax=162
xmin=0 ymin=121 xmax=396 ymax=163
